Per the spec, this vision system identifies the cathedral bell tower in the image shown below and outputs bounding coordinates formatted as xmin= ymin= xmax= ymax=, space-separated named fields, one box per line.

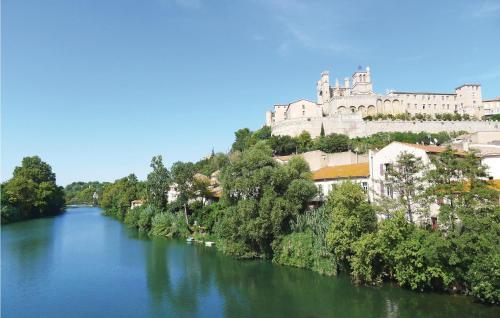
xmin=317 ymin=71 xmax=331 ymax=105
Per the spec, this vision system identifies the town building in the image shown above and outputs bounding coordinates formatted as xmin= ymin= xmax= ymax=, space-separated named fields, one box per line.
xmin=483 ymin=98 xmax=500 ymax=117
xmin=274 ymin=150 xmax=367 ymax=171
xmin=266 ymin=67 xmax=500 ymax=138
xmin=130 ymin=199 xmax=145 ymax=209
xmin=312 ymin=163 xmax=369 ymax=202
xmin=367 ymin=142 xmax=445 ymax=224
xmin=451 ymin=131 xmax=500 ymax=179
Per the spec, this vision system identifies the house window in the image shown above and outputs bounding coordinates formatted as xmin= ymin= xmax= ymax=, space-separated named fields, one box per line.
xmin=386 ymin=184 xmax=394 ymax=198
xmin=431 ymin=217 xmax=438 ymax=230
xmin=361 ymin=182 xmax=368 ymax=193
xmin=317 ymin=184 xmax=323 ymax=197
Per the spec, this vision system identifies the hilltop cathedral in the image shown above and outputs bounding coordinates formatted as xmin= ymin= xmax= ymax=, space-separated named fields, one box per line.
xmin=265 ymin=67 xmax=497 ymax=138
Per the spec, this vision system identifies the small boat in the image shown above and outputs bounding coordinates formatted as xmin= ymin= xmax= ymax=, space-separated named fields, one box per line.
xmin=205 ymin=241 xmax=215 ymax=247
xmin=186 ymin=237 xmax=194 ymax=243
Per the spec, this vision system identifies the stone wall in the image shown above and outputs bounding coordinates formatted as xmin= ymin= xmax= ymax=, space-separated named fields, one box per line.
xmin=271 ymin=115 xmax=500 ymax=138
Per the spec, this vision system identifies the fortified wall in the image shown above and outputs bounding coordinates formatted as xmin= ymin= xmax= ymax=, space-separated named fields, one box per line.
xmin=270 ymin=113 xmax=500 ymax=138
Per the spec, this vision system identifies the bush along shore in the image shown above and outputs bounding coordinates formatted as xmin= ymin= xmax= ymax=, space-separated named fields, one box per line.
xmin=1 ymin=156 xmax=65 ymax=224
xmin=100 ymin=128 xmax=499 ymax=305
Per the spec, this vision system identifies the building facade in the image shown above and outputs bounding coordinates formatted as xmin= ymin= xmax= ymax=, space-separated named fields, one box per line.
xmin=266 ymin=67 xmax=500 ymax=138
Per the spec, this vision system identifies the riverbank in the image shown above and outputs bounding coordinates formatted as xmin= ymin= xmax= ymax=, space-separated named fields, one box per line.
xmin=102 ymin=204 xmax=499 ymax=308
xmin=10 ymin=206 xmax=499 ymax=318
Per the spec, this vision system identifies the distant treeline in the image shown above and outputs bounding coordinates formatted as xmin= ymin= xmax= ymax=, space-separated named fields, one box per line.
xmin=64 ymin=181 xmax=109 ymax=205
xmin=231 ymin=125 xmax=467 ymax=155
xmin=1 ymin=156 xmax=65 ymax=224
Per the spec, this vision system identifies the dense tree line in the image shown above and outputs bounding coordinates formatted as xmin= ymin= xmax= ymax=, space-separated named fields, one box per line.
xmin=230 ymin=125 xmax=465 ymax=156
xmin=275 ymin=150 xmax=499 ymax=304
xmin=1 ymin=156 xmax=65 ymax=223
xmin=64 ymin=181 xmax=109 ymax=205
xmin=100 ymin=129 xmax=498 ymax=305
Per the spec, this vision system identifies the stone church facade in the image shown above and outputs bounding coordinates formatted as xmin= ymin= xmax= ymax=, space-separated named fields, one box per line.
xmin=265 ymin=67 xmax=497 ymax=138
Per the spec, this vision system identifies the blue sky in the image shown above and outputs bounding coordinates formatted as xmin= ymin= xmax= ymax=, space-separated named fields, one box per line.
xmin=2 ymin=0 xmax=500 ymax=185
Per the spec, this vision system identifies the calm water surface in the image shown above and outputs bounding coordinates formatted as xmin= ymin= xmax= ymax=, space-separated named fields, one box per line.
xmin=2 ymin=207 xmax=499 ymax=318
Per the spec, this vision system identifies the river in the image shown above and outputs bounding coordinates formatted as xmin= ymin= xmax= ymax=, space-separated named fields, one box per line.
xmin=2 ymin=207 xmax=498 ymax=317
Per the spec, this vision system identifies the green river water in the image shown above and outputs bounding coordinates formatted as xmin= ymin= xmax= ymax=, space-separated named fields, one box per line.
xmin=2 ymin=207 xmax=499 ymax=317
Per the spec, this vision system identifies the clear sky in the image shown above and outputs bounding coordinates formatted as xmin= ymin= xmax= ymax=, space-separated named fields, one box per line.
xmin=2 ymin=0 xmax=500 ymax=185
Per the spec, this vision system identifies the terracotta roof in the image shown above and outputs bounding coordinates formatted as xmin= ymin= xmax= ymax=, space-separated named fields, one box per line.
xmin=488 ymin=179 xmax=500 ymax=192
xmin=399 ymin=142 xmax=447 ymax=153
xmin=312 ymin=163 xmax=369 ymax=181
xmin=194 ymin=173 xmax=210 ymax=183
xmin=483 ymin=98 xmax=500 ymax=102
xmin=211 ymin=186 xmax=223 ymax=198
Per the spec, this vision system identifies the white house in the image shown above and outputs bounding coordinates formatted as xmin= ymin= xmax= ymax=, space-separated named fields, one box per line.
xmin=368 ymin=142 xmax=447 ymax=225
xmin=451 ymin=131 xmax=500 ymax=180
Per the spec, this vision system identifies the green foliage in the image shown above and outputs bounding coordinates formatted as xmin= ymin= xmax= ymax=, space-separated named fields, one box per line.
xmin=137 ymin=206 xmax=155 ymax=231
xmin=312 ymin=133 xmax=349 ymax=153
xmin=392 ymin=229 xmax=456 ymax=291
xmin=64 ymin=181 xmax=107 ymax=205
xmin=489 ymin=114 xmax=500 ymax=121
xmin=466 ymin=249 xmax=500 ymax=304
xmin=150 ymin=211 xmax=190 ymax=238
xmin=268 ymin=135 xmax=297 ymax=155
xmin=385 ymin=152 xmax=427 ymax=223
xmin=146 ymin=155 xmax=171 ymax=209
xmin=275 ymin=206 xmax=336 ymax=275
xmin=1 ymin=156 xmax=65 ymax=223
xmin=349 ymin=131 xmax=464 ymax=153
xmin=194 ymin=152 xmax=230 ymax=176
xmin=274 ymin=230 xmax=315 ymax=269
xmin=124 ymin=207 xmax=141 ymax=227
xmin=325 ymin=182 xmax=377 ymax=269
xmin=296 ymin=131 xmax=313 ymax=153
xmin=191 ymin=202 xmax=224 ymax=233
xmin=365 ymin=112 xmax=473 ymax=121
xmin=216 ymin=142 xmax=317 ymax=259
xmin=101 ymin=174 xmax=142 ymax=220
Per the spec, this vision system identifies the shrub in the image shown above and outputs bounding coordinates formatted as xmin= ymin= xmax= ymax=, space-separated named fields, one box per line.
xmin=150 ymin=212 xmax=190 ymax=238
xmin=124 ymin=208 xmax=141 ymax=227
xmin=466 ymin=251 xmax=500 ymax=304
xmin=137 ymin=206 xmax=155 ymax=231
xmin=274 ymin=231 xmax=315 ymax=269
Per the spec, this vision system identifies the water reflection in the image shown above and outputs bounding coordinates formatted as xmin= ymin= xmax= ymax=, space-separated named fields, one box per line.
xmin=3 ymin=208 xmax=498 ymax=318
xmin=1 ymin=217 xmax=57 ymax=286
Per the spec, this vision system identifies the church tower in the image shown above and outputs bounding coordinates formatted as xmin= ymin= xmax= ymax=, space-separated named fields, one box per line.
xmin=351 ymin=66 xmax=373 ymax=95
xmin=317 ymin=71 xmax=331 ymax=105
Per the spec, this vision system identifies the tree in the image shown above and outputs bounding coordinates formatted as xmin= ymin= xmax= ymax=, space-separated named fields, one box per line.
xmin=269 ymin=135 xmax=297 ymax=155
xmin=232 ymin=128 xmax=252 ymax=152
xmin=313 ymin=133 xmax=349 ymax=153
xmin=171 ymin=161 xmax=210 ymax=224
xmin=1 ymin=156 xmax=64 ymax=223
xmin=385 ymin=152 xmax=427 ymax=224
xmin=325 ymin=182 xmax=377 ymax=270
xmin=296 ymin=131 xmax=313 ymax=153
xmin=216 ymin=142 xmax=316 ymax=258
xmin=101 ymin=174 xmax=140 ymax=220
xmin=320 ymin=123 xmax=325 ymax=137
xmin=146 ymin=155 xmax=171 ymax=209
